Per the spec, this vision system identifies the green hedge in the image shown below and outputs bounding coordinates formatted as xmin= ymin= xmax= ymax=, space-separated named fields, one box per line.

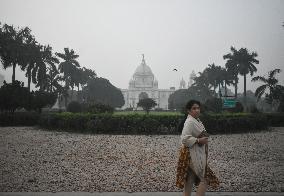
xmin=201 ymin=113 xmax=268 ymax=134
xmin=1 ymin=112 xmax=283 ymax=134
xmin=37 ymin=112 xmax=278 ymax=135
xmin=38 ymin=113 xmax=181 ymax=134
xmin=0 ymin=112 xmax=40 ymax=126
xmin=265 ymin=113 xmax=284 ymax=127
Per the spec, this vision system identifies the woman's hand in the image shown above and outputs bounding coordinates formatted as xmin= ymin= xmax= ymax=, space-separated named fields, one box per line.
xmin=198 ymin=137 xmax=209 ymax=145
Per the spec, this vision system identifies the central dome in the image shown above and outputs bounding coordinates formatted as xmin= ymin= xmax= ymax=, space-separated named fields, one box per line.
xmin=133 ymin=55 xmax=154 ymax=76
xmin=129 ymin=54 xmax=157 ymax=89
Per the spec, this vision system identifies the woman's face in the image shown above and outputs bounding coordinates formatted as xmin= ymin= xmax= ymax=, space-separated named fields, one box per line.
xmin=188 ymin=103 xmax=200 ymax=118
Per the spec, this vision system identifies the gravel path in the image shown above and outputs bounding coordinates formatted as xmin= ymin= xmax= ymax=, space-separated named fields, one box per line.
xmin=0 ymin=127 xmax=283 ymax=192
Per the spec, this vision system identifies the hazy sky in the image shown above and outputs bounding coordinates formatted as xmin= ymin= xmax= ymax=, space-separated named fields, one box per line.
xmin=0 ymin=0 xmax=283 ymax=93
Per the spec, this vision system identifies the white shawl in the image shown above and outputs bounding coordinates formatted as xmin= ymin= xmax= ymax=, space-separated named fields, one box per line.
xmin=180 ymin=114 xmax=207 ymax=180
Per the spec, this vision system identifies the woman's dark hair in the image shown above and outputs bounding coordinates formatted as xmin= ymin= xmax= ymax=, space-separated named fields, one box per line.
xmin=177 ymin=100 xmax=201 ymax=133
xmin=185 ymin=99 xmax=201 ymax=110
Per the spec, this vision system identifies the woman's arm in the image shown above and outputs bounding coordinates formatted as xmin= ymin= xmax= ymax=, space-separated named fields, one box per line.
xmin=180 ymin=120 xmax=198 ymax=148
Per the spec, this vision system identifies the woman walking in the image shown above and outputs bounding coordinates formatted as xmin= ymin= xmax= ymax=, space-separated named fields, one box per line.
xmin=176 ymin=100 xmax=219 ymax=196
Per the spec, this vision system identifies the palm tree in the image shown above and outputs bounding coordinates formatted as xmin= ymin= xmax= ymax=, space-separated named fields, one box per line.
xmin=204 ymin=64 xmax=227 ymax=97
xmin=46 ymin=61 xmax=62 ymax=93
xmin=80 ymin=67 xmax=97 ymax=89
xmin=204 ymin=63 xmax=218 ymax=93
xmin=215 ymin=66 xmax=225 ymax=98
xmin=56 ymin=48 xmax=80 ymax=107
xmin=252 ymin=69 xmax=283 ymax=104
xmin=224 ymin=47 xmax=259 ymax=111
xmin=223 ymin=47 xmax=240 ymax=98
xmin=31 ymin=45 xmax=59 ymax=92
xmin=21 ymin=34 xmax=41 ymax=92
xmin=0 ymin=24 xmax=31 ymax=83
xmin=237 ymin=48 xmax=259 ymax=96
xmin=192 ymin=71 xmax=215 ymax=101
xmin=223 ymin=67 xmax=234 ymax=97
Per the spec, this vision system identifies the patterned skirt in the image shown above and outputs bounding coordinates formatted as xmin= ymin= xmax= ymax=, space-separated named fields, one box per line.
xmin=175 ymin=144 xmax=220 ymax=189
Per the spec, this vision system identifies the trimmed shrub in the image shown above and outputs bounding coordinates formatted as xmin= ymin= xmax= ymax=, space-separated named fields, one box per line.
xmin=67 ymin=101 xmax=82 ymax=113
xmin=0 ymin=112 xmax=40 ymax=126
xmin=225 ymin=101 xmax=244 ymax=113
xmin=204 ymin=98 xmax=222 ymax=113
xmin=265 ymin=113 xmax=284 ymax=127
xmin=88 ymin=103 xmax=114 ymax=114
xmin=38 ymin=112 xmax=270 ymax=135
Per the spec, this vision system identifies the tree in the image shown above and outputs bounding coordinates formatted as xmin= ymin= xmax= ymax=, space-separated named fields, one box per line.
xmin=252 ymin=69 xmax=284 ymax=111
xmin=0 ymin=80 xmax=31 ymax=113
xmin=22 ymin=40 xmax=42 ymax=109
xmin=81 ymin=67 xmax=96 ymax=88
xmin=204 ymin=63 xmax=224 ymax=95
xmin=82 ymin=77 xmax=125 ymax=108
xmin=223 ymin=67 xmax=235 ymax=97
xmin=56 ymin=48 xmax=80 ymax=106
xmin=31 ymin=45 xmax=56 ymax=92
xmin=224 ymin=47 xmax=259 ymax=111
xmin=204 ymin=97 xmax=223 ymax=113
xmin=30 ymin=90 xmax=57 ymax=113
xmin=21 ymin=34 xmax=40 ymax=92
xmin=168 ymin=89 xmax=190 ymax=111
xmin=223 ymin=48 xmax=240 ymax=98
xmin=191 ymin=71 xmax=215 ymax=102
xmin=137 ymin=98 xmax=157 ymax=114
xmin=0 ymin=23 xmax=31 ymax=83
xmin=277 ymin=90 xmax=284 ymax=112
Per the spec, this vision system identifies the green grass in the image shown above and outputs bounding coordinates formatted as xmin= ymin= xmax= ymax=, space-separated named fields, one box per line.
xmin=50 ymin=111 xmax=254 ymax=117
xmin=113 ymin=110 xmax=182 ymax=116
xmin=205 ymin=111 xmax=252 ymax=117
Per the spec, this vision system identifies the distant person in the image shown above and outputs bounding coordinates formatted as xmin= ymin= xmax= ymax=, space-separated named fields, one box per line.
xmin=176 ymin=100 xmax=219 ymax=196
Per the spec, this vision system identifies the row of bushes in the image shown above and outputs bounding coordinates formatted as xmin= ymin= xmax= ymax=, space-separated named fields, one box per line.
xmin=1 ymin=112 xmax=283 ymax=134
xmin=38 ymin=113 xmax=181 ymax=134
xmin=37 ymin=112 xmax=284 ymax=135
xmin=0 ymin=112 xmax=40 ymax=126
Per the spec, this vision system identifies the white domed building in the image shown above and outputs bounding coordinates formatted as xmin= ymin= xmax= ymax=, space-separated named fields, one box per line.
xmin=121 ymin=55 xmax=175 ymax=110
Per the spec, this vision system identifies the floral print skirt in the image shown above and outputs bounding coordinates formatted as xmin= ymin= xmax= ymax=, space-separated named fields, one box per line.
xmin=175 ymin=144 xmax=220 ymax=189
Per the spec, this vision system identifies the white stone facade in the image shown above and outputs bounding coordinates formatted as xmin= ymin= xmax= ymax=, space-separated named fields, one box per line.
xmin=121 ymin=55 xmax=175 ymax=110
xmin=0 ymin=74 xmax=4 ymax=87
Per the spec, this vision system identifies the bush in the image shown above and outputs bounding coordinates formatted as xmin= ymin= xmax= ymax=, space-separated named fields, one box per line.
xmin=265 ymin=113 xmax=284 ymax=127
xmin=38 ymin=112 xmax=270 ymax=135
xmin=87 ymin=103 xmax=114 ymax=114
xmin=225 ymin=101 xmax=244 ymax=113
xmin=67 ymin=101 xmax=82 ymax=113
xmin=137 ymin=98 xmax=157 ymax=114
xmin=0 ymin=112 xmax=40 ymax=126
xmin=204 ymin=98 xmax=222 ymax=113
xmin=249 ymin=104 xmax=260 ymax=113
xmin=0 ymin=80 xmax=31 ymax=113
xmin=201 ymin=113 xmax=268 ymax=134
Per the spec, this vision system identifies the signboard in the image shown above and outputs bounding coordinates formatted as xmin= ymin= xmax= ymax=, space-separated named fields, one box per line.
xmin=223 ymin=98 xmax=236 ymax=108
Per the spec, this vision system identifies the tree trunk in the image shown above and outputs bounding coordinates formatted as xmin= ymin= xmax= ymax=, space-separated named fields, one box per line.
xmin=28 ymin=68 xmax=31 ymax=92
xmin=77 ymin=86 xmax=80 ymax=102
xmin=64 ymin=96 xmax=67 ymax=109
xmin=244 ymin=74 xmax=247 ymax=112
xmin=12 ymin=63 xmax=16 ymax=83
xmin=225 ymin=82 xmax=227 ymax=97
xmin=234 ymin=77 xmax=238 ymax=98
xmin=71 ymin=87 xmax=74 ymax=101
xmin=218 ymin=83 xmax=221 ymax=98
xmin=49 ymin=70 xmax=53 ymax=93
